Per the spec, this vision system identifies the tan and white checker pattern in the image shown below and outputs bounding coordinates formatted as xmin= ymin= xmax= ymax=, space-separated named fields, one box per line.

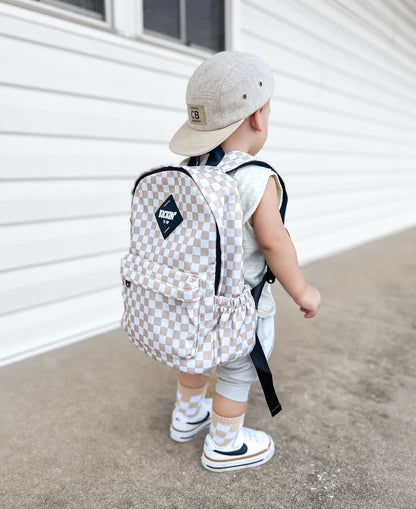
xmin=131 ymin=170 xmax=217 ymax=275
xmin=209 ymin=410 xmax=244 ymax=447
xmin=186 ymin=165 xmax=240 ymax=297
xmin=121 ymin=153 xmax=259 ymax=373
xmin=176 ymin=382 xmax=207 ymax=417
xmin=121 ymin=252 xmax=201 ymax=362
xmin=183 ymin=150 xmax=255 ymax=297
xmin=217 ymin=150 xmax=255 ymax=173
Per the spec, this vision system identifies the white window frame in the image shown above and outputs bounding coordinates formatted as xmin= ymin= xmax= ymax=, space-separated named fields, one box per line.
xmin=1 ymin=0 xmax=113 ymax=30
xmin=133 ymin=0 xmax=235 ymax=57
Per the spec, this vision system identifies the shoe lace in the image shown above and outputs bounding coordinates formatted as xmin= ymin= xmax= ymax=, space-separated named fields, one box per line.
xmin=240 ymin=426 xmax=262 ymax=443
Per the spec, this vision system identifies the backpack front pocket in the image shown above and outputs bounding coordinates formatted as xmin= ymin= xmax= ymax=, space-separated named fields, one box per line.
xmin=121 ymin=254 xmax=201 ymax=361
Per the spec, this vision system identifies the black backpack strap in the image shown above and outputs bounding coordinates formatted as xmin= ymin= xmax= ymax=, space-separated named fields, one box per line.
xmin=206 ymin=145 xmax=225 ymax=166
xmin=187 ymin=146 xmax=225 ymax=167
xmin=250 ymin=274 xmax=282 ymax=417
xmin=188 ymin=155 xmax=200 ymax=166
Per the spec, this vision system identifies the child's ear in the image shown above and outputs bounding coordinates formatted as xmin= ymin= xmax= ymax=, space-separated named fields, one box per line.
xmin=250 ymin=109 xmax=263 ymax=133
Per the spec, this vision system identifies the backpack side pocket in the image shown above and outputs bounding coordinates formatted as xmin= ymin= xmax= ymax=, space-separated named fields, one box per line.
xmin=214 ymin=285 xmax=257 ymax=364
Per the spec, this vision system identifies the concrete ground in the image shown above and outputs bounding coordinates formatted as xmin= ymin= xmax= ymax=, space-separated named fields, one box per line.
xmin=1 ymin=228 xmax=415 ymax=509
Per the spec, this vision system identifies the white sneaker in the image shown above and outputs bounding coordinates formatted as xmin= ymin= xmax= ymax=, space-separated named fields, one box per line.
xmin=170 ymin=398 xmax=212 ymax=443
xmin=201 ymin=427 xmax=275 ymax=472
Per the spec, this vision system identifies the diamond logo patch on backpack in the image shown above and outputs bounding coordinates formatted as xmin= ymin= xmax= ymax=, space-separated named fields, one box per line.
xmin=155 ymin=194 xmax=183 ymax=239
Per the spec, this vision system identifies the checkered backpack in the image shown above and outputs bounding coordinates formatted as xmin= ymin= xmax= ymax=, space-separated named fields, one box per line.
xmin=121 ymin=146 xmax=287 ymax=416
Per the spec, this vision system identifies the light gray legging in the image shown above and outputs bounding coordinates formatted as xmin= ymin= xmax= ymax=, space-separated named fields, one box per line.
xmin=208 ymin=316 xmax=275 ymax=402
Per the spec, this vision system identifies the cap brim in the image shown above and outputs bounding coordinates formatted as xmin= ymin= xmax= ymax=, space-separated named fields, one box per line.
xmin=169 ymin=118 xmax=245 ymax=156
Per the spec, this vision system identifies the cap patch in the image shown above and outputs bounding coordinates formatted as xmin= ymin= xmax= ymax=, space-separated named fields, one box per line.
xmin=188 ymin=104 xmax=206 ymax=125
xmin=155 ymin=194 xmax=183 ymax=239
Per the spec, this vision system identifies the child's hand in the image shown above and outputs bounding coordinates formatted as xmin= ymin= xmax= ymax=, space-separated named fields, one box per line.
xmin=294 ymin=284 xmax=321 ymax=319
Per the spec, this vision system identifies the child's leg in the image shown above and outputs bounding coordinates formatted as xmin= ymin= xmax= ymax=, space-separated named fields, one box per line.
xmin=170 ymin=372 xmax=212 ymax=443
xmin=176 ymin=373 xmax=210 ymax=417
xmin=179 ymin=372 xmax=209 ymax=389
xmin=202 ymin=317 xmax=276 ymax=470
xmin=211 ymin=315 xmax=274 ymax=425
xmin=213 ymin=393 xmax=247 ymax=417
xmin=208 ymin=359 xmax=255 ymax=447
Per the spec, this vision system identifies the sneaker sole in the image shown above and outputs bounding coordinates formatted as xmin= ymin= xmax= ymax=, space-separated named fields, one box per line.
xmin=201 ymin=437 xmax=275 ymax=472
xmin=169 ymin=419 xmax=211 ymax=443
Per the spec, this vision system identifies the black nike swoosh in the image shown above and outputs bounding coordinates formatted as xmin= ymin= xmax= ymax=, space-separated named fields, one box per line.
xmin=213 ymin=443 xmax=248 ymax=456
xmin=187 ymin=411 xmax=210 ymax=425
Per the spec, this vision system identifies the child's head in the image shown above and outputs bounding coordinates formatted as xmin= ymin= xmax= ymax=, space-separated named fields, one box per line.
xmin=170 ymin=51 xmax=274 ymax=157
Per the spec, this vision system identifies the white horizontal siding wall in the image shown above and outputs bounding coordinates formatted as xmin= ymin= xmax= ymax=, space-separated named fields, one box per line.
xmin=240 ymin=0 xmax=416 ymax=260
xmin=0 ymin=1 xmax=200 ymax=365
xmin=1 ymin=0 xmax=416 ymax=365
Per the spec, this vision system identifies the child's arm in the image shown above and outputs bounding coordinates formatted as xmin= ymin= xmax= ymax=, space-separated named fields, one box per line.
xmin=252 ymin=177 xmax=321 ymax=319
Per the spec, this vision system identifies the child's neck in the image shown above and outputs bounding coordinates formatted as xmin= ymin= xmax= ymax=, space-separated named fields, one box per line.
xmin=221 ymin=138 xmax=261 ymax=157
xmin=221 ymin=139 xmax=251 ymax=155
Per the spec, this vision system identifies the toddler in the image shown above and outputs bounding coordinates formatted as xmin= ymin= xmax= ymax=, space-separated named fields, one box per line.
xmin=168 ymin=51 xmax=321 ymax=472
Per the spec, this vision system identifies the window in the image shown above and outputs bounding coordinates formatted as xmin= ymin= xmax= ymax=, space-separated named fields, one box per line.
xmin=143 ymin=0 xmax=225 ymax=52
xmin=33 ymin=0 xmax=105 ymax=19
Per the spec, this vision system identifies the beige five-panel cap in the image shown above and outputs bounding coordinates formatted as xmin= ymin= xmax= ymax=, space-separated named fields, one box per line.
xmin=169 ymin=51 xmax=274 ymax=157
